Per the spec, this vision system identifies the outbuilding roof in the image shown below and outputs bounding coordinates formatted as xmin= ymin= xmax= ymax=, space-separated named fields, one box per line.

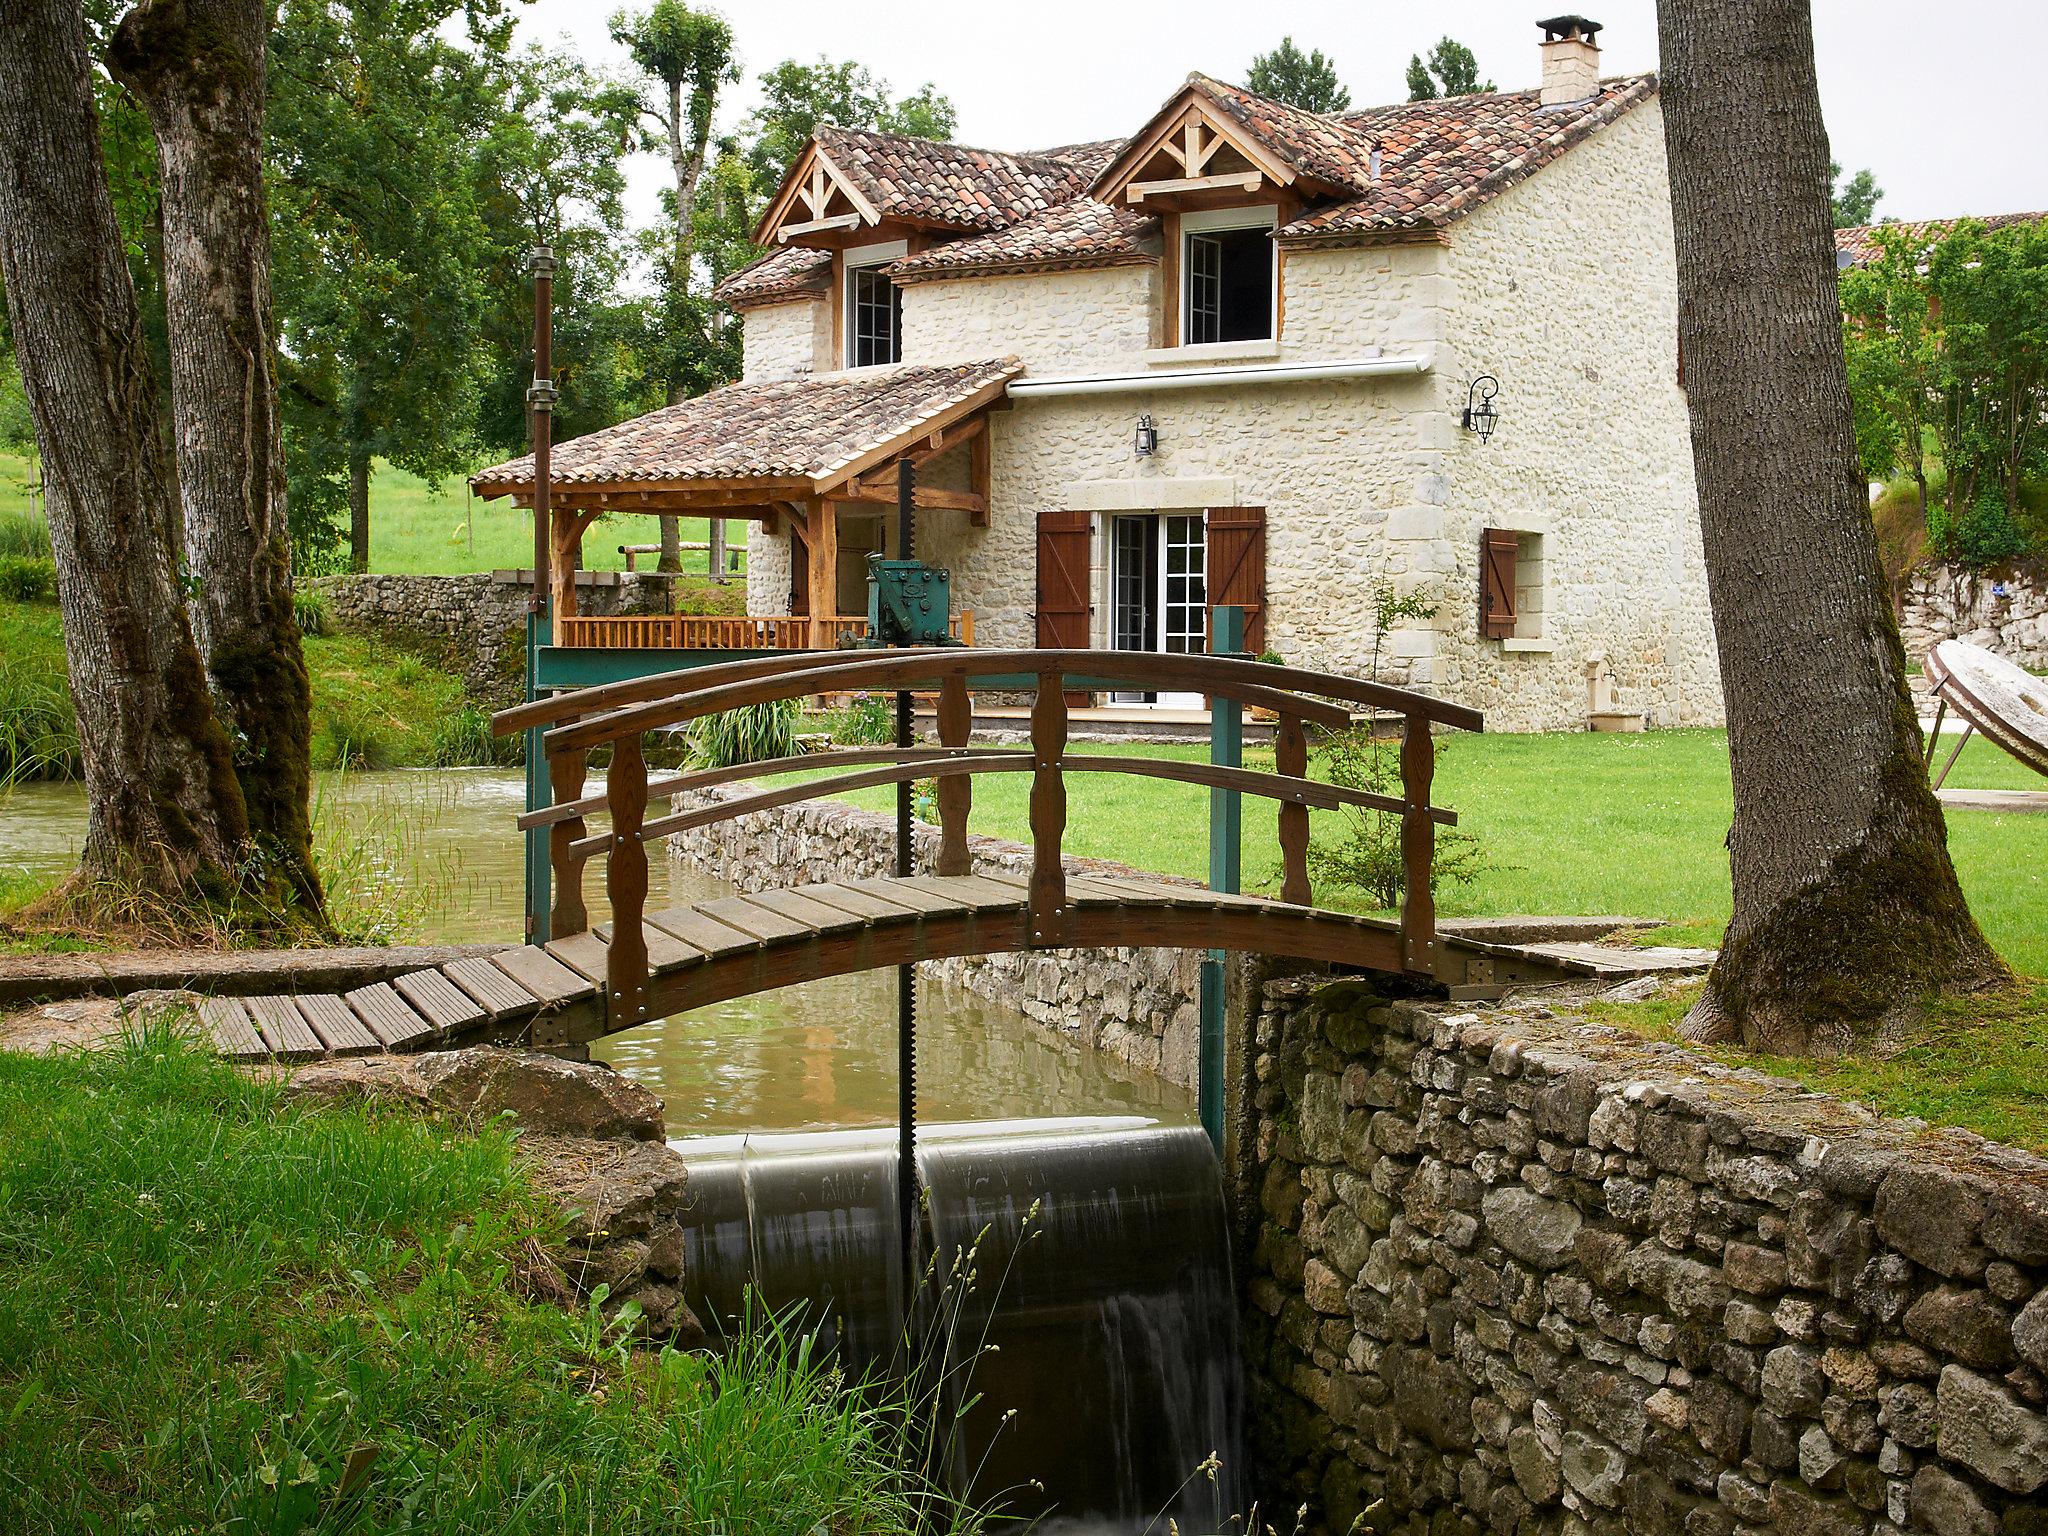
xmin=1834 ymin=211 xmax=2048 ymax=268
xmin=470 ymin=358 xmax=1021 ymax=499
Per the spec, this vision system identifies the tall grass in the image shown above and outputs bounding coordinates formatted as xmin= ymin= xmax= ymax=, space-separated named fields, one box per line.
xmin=0 ymin=507 xmax=50 ymax=560
xmin=687 ymin=698 xmax=804 ymax=768
xmin=312 ymin=770 xmax=469 ymax=944
xmin=0 ymin=1025 xmax=958 ymax=1532
xmin=0 ymin=647 xmax=79 ymax=784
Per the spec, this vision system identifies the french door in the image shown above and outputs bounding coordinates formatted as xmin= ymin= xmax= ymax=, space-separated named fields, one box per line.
xmin=1108 ymin=513 xmax=1207 ymax=706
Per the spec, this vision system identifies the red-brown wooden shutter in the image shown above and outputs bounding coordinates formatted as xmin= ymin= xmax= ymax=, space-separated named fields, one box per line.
xmin=1480 ymin=527 xmax=1519 ymax=639
xmin=1205 ymin=506 xmax=1266 ymax=653
xmin=1035 ymin=509 xmax=1091 ymax=648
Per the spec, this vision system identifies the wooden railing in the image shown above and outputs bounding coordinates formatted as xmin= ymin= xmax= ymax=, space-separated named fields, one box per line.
xmin=556 ymin=611 xmax=974 ymax=652
xmin=493 ymin=648 xmax=1482 ymax=1029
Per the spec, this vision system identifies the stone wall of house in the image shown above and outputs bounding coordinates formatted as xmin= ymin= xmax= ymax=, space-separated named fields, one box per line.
xmin=1243 ymin=977 xmax=2048 ymax=1535
xmin=665 ymin=784 xmax=1202 ymax=1087
xmin=313 ymin=571 xmax=673 ymax=705
xmin=1900 ymin=560 xmax=2048 ymax=673
xmin=740 ymin=293 xmax=834 ymax=382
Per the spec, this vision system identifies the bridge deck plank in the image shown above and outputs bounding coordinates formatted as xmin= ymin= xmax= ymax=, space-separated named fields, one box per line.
xmin=842 ymin=877 xmax=960 ymax=915
xmin=393 ymin=969 xmax=487 ymax=1034
xmin=490 ymin=946 xmax=596 ymax=1007
xmin=595 ymin=920 xmax=705 ymax=974
xmin=442 ymin=954 xmax=541 ymax=1018
xmin=894 ymin=875 xmax=1027 ymax=914
xmin=544 ymin=930 xmax=613 ymax=984
xmin=695 ymin=895 xmax=816 ymax=944
xmin=647 ymin=906 xmax=763 ymax=957
xmin=345 ymin=982 xmax=438 ymax=1051
xmin=791 ymin=880 xmax=926 ymax=921
xmin=198 ymin=996 xmax=266 ymax=1060
xmin=295 ymin=993 xmax=381 ymax=1057
xmin=746 ymin=886 xmax=873 ymax=935
xmin=246 ymin=995 xmax=325 ymax=1061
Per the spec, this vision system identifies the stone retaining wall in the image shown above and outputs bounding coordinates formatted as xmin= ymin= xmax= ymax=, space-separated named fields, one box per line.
xmin=1901 ymin=560 xmax=2048 ymax=674
xmin=313 ymin=572 xmax=673 ymax=704
xmin=1243 ymin=977 xmax=2048 ymax=1535
xmin=666 ymin=785 xmax=1203 ymax=1089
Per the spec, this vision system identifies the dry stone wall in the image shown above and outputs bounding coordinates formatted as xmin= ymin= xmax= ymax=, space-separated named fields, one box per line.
xmin=314 ymin=572 xmax=673 ymax=704
xmin=1243 ymin=978 xmax=2048 ymax=1536
xmin=1900 ymin=561 xmax=2048 ymax=674
xmin=666 ymin=785 xmax=1203 ymax=1088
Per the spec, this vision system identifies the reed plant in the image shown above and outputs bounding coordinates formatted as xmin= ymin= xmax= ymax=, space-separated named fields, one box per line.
xmin=686 ymin=698 xmax=804 ymax=768
xmin=0 ymin=647 xmax=79 ymax=785
xmin=0 ymin=1023 xmax=949 ymax=1532
xmin=0 ymin=507 xmax=51 ymax=561
xmin=312 ymin=770 xmax=468 ymax=944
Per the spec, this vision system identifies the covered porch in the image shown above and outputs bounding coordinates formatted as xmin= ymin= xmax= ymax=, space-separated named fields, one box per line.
xmin=470 ymin=358 xmax=1017 ymax=651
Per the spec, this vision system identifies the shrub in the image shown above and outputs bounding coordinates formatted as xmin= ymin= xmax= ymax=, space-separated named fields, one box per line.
xmin=428 ymin=703 xmax=520 ymax=767
xmin=310 ymin=703 xmax=394 ymax=771
xmin=686 ymin=698 xmax=803 ymax=768
xmin=291 ymin=586 xmax=330 ymax=637
xmin=1937 ymin=490 xmax=2033 ymax=568
xmin=0 ymin=554 xmax=55 ymax=602
xmin=1305 ymin=725 xmax=1486 ymax=908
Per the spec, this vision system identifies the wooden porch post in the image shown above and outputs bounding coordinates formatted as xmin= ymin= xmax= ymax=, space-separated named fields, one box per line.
xmin=806 ymin=497 xmax=837 ymax=649
xmin=549 ymin=503 xmax=580 ymax=646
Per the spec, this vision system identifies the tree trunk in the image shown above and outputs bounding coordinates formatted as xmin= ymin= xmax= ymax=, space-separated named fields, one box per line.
xmin=1655 ymin=0 xmax=2005 ymax=1054
xmin=658 ymin=513 xmax=681 ymax=573
xmin=110 ymin=0 xmax=325 ymax=923
xmin=708 ymin=515 xmax=726 ymax=582
xmin=0 ymin=0 xmax=249 ymax=902
xmin=348 ymin=450 xmax=370 ymax=573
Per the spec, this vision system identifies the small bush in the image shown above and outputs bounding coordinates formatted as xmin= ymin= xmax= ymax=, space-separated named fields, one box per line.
xmin=687 ymin=698 xmax=803 ymax=768
xmin=0 ymin=554 xmax=55 ymax=602
xmin=291 ymin=586 xmax=330 ymax=637
xmin=0 ymin=508 xmax=51 ymax=561
xmin=1305 ymin=725 xmax=1486 ymax=908
xmin=831 ymin=692 xmax=895 ymax=746
xmin=428 ymin=703 xmax=520 ymax=767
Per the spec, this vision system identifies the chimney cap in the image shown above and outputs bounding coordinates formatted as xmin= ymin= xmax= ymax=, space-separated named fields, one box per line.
xmin=1537 ymin=15 xmax=1603 ymax=44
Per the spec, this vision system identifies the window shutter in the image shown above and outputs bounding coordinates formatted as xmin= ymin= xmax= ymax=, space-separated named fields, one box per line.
xmin=1035 ymin=510 xmax=1092 ymax=648
xmin=1480 ymin=528 xmax=1519 ymax=639
xmin=1205 ymin=506 xmax=1266 ymax=653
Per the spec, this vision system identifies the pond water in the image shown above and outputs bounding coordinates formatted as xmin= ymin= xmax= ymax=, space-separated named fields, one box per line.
xmin=0 ymin=769 xmax=1192 ymax=1134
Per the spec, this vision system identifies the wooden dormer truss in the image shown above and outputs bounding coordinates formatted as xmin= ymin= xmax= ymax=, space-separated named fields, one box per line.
xmin=755 ymin=142 xmax=881 ymax=245
xmin=1094 ymin=90 xmax=1321 ymax=211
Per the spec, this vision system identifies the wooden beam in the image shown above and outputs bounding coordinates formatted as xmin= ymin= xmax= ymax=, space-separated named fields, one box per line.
xmin=1127 ymin=171 xmax=1265 ymax=203
xmin=828 ymin=485 xmax=985 ymax=515
xmin=548 ymin=503 xmax=580 ymax=645
xmin=1160 ymin=209 xmax=1182 ymax=347
xmin=805 ymin=498 xmax=837 ymax=650
xmin=777 ymin=212 xmax=862 ymax=242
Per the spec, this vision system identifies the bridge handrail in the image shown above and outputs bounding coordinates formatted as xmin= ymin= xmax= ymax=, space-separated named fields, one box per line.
xmin=509 ymin=649 xmax=1480 ymax=1028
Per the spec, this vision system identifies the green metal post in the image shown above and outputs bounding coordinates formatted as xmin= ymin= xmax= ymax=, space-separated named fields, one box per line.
xmin=523 ymin=608 xmax=551 ymax=945
xmin=1201 ymin=605 xmax=1245 ymax=1151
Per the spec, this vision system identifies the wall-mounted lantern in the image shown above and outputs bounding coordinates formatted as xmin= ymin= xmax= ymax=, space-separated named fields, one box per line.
xmin=1462 ymin=376 xmax=1501 ymax=444
xmin=1134 ymin=414 xmax=1159 ymax=457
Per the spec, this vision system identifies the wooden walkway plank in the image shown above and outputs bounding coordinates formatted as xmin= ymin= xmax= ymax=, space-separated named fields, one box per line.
xmin=594 ymin=920 xmax=704 ymax=975
xmin=489 ymin=946 xmax=596 ymax=1007
xmin=197 ymin=996 xmax=266 ymax=1060
xmin=695 ymin=894 xmax=816 ymax=944
xmin=745 ymin=886 xmax=873 ymax=935
xmin=647 ymin=906 xmax=763 ymax=957
xmin=544 ymin=929 xmax=613 ymax=985
xmin=344 ymin=982 xmax=438 ymax=1052
xmin=441 ymin=954 xmax=541 ymax=1019
xmin=791 ymin=880 xmax=925 ymax=922
xmin=897 ymin=875 xmax=1027 ymax=915
xmin=843 ymin=876 xmax=960 ymax=915
xmin=294 ymin=994 xmax=381 ymax=1057
xmin=392 ymin=969 xmax=487 ymax=1034
xmin=245 ymin=994 xmax=325 ymax=1061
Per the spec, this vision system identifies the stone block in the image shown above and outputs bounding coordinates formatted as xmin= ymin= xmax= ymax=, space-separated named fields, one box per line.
xmin=1936 ymin=1365 xmax=2048 ymax=1494
xmin=1483 ymin=1186 xmax=1583 ymax=1269
xmin=1876 ymin=1166 xmax=1990 ymax=1279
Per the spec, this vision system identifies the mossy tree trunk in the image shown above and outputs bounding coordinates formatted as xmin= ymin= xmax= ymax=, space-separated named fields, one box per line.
xmin=111 ymin=0 xmax=326 ymax=924
xmin=1654 ymin=0 xmax=2007 ymax=1054
xmin=0 ymin=0 xmax=249 ymax=901
xmin=348 ymin=451 xmax=371 ymax=574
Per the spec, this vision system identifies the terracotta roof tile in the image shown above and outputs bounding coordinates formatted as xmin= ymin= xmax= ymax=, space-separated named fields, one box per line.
xmin=1835 ymin=211 xmax=2048 ymax=268
xmin=1278 ymin=75 xmax=1659 ymax=241
xmin=814 ymin=125 xmax=1091 ymax=232
xmin=1189 ymin=75 xmax=1381 ymax=194
xmin=889 ymin=199 xmax=1157 ymax=281
xmin=715 ymin=245 xmax=832 ymax=310
xmin=471 ymin=359 xmax=1021 ymax=493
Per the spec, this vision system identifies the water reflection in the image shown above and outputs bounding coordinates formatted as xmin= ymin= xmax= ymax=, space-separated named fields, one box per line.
xmin=0 ymin=768 xmax=1194 ymax=1134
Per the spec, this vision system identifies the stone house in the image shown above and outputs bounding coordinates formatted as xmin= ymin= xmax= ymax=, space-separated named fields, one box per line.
xmin=478 ymin=15 xmax=1721 ymax=733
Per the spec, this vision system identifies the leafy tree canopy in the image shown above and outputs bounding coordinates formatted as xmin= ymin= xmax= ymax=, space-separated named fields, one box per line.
xmin=1246 ymin=37 xmax=1350 ymax=113
xmin=1405 ymin=36 xmax=1493 ymax=101
xmin=1829 ymin=160 xmax=1883 ymax=228
xmin=743 ymin=57 xmax=957 ymax=198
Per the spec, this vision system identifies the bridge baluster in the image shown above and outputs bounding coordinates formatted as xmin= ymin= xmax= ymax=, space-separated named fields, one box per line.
xmin=1276 ymin=711 xmax=1311 ymax=906
xmin=1399 ymin=713 xmax=1436 ymax=974
xmin=936 ymin=669 xmax=973 ymax=876
xmin=1027 ymin=672 xmax=1068 ymax=945
xmin=549 ymin=742 xmax=591 ymax=937
xmin=605 ymin=730 xmax=651 ymax=1026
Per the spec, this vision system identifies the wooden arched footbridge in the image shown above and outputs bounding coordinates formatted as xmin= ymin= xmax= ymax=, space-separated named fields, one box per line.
xmin=201 ymin=648 xmax=1500 ymax=1062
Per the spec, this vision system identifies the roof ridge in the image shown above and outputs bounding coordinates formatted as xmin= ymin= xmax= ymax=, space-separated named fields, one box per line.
xmin=815 ymin=120 xmax=1080 ymax=172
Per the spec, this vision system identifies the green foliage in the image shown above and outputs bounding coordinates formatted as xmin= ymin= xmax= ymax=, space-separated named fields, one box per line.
xmin=1246 ymin=37 xmax=1350 ymax=113
xmin=0 ymin=1028 xmax=957 ymax=1529
xmin=1304 ymin=727 xmax=1486 ymax=907
xmin=1843 ymin=217 xmax=2048 ymax=568
xmin=429 ymin=703 xmax=523 ymax=768
xmin=1405 ymin=37 xmax=1493 ymax=102
xmin=687 ymin=698 xmax=803 ymax=768
xmin=0 ymin=653 xmax=79 ymax=787
xmin=830 ymin=693 xmax=895 ymax=746
xmin=310 ymin=700 xmax=396 ymax=770
xmin=743 ymin=57 xmax=959 ymax=195
xmin=0 ymin=554 xmax=54 ymax=602
xmin=0 ymin=508 xmax=50 ymax=560
xmin=1830 ymin=160 xmax=1884 ymax=228
xmin=290 ymin=585 xmax=329 ymax=637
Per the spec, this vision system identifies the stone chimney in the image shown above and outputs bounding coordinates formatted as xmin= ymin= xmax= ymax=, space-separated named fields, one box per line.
xmin=1537 ymin=15 xmax=1602 ymax=105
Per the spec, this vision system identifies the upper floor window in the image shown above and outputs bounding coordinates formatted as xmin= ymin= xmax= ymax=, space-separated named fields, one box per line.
xmin=844 ymin=241 xmax=907 ymax=368
xmin=1182 ymin=207 xmax=1277 ymax=345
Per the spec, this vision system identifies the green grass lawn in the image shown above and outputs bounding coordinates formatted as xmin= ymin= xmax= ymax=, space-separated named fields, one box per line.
xmin=0 ymin=1024 xmax=950 ymax=1530
xmin=819 ymin=727 xmax=2048 ymax=977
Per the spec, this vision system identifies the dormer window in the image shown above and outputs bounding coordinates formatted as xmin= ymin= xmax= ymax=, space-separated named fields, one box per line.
xmin=1183 ymin=207 xmax=1277 ymax=344
xmin=844 ymin=241 xmax=906 ymax=368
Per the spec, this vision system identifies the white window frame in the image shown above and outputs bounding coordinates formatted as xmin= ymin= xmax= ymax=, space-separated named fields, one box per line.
xmin=842 ymin=240 xmax=908 ymax=369
xmin=1179 ymin=205 xmax=1278 ymax=347
xmin=1487 ymin=511 xmax=1554 ymax=654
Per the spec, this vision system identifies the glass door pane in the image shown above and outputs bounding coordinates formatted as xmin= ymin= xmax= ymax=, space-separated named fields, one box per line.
xmin=1161 ymin=514 xmax=1207 ymax=656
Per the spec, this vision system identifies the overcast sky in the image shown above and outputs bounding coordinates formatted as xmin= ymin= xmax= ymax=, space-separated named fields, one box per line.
xmin=515 ymin=0 xmax=2048 ymax=231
